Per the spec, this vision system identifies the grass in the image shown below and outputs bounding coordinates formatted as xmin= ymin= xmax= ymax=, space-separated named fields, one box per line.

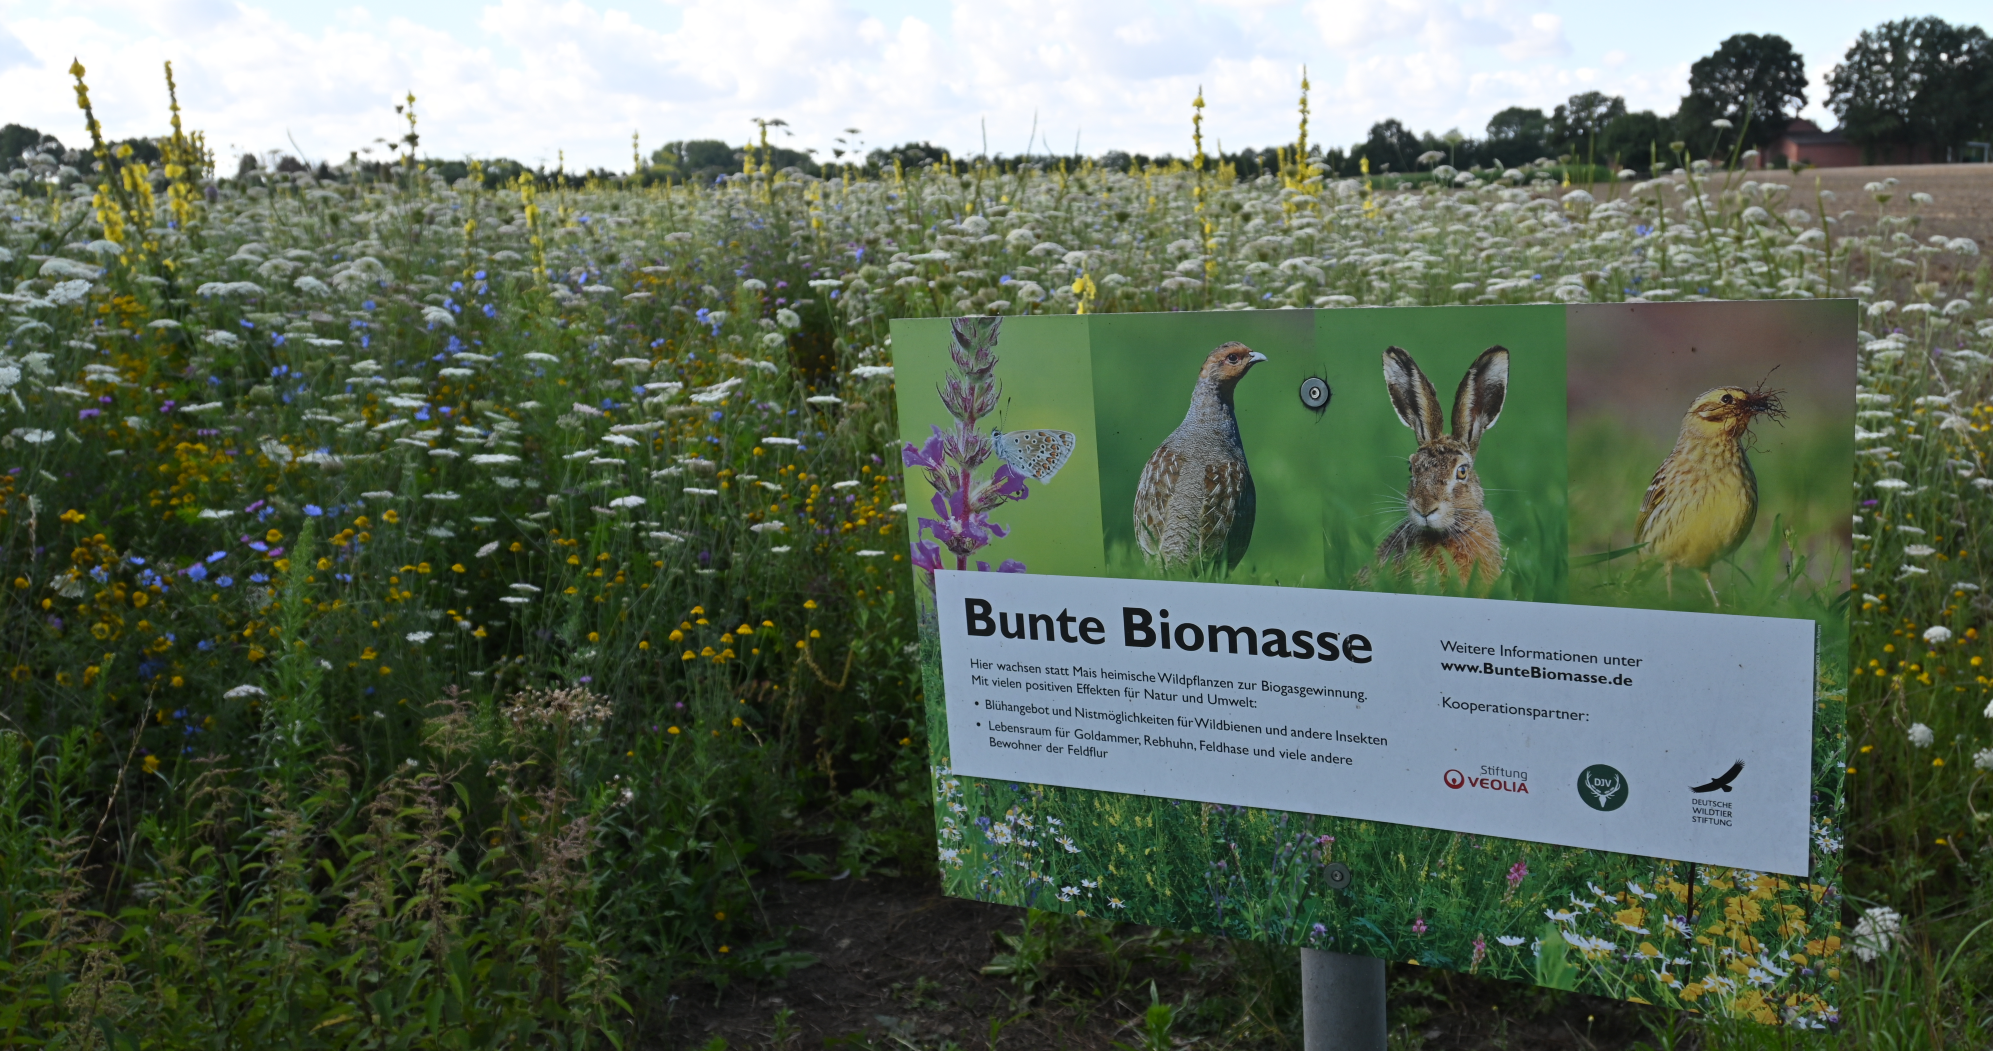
xmin=0 ymin=65 xmax=1989 ymax=1045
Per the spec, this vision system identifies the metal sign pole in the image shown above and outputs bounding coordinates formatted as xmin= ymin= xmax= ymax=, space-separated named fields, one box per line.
xmin=1300 ymin=949 xmax=1385 ymax=1051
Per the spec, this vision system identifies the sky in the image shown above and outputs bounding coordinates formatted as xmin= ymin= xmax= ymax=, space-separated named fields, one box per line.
xmin=1 ymin=0 xmax=1985 ymax=172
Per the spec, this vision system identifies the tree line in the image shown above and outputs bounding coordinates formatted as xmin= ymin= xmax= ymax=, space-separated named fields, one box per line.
xmin=7 ymin=16 xmax=1987 ymax=187
xmin=1339 ymin=17 xmax=1992 ymax=174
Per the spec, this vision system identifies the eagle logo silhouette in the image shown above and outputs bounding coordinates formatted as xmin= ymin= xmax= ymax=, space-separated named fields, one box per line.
xmin=1690 ymin=760 xmax=1745 ymax=793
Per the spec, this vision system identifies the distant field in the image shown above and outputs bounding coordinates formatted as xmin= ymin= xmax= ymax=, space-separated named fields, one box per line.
xmin=1589 ymin=162 xmax=1993 ymax=245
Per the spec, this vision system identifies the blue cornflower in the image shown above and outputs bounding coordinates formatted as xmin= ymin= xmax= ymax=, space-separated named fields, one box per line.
xmin=216 ymin=576 xmax=233 ymax=588
xmin=304 ymin=505 xmax=323 ymax=517
xmin=207 ymin=551 xmax=226 ymax=563
xmin=249 ymin=573 xmax=269 ymax=584
xmin=186 ymin=564 xmax=207 ymax=582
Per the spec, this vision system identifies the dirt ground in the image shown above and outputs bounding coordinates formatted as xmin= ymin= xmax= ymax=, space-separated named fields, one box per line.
xmin=1581 ymin=162 xmax=1993 ymax=245
xmin=646 ymin=874 xmax=1670 ymax=1051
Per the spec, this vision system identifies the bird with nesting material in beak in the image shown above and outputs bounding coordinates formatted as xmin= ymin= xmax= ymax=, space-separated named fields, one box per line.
xmin=1635 ymin=383 xmax=1785 ymax=607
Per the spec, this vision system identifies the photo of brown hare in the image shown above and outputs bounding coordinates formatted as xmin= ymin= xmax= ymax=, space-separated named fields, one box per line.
xmin=1376 ymin=345 xmax=1509 ymax=582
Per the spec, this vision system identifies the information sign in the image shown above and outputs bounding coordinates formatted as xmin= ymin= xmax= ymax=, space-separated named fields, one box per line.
xmin=893 ymin=302 xmax=1850 ymax=1026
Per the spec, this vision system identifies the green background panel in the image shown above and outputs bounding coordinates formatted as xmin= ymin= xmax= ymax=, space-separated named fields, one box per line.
xmin=1087 ymin=306 xmax=1566 ymax=600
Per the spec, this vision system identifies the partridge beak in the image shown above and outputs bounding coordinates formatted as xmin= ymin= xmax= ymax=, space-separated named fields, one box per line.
xmin=1247 ymin=351 xmax=1267 ymax=364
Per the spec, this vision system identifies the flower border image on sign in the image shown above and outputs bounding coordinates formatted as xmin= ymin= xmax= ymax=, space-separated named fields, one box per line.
xmin=892 ymin=303 xmax=1851 ymax=1027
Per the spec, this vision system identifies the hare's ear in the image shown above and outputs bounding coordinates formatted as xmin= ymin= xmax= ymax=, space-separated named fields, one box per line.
xmin=1451 ymin=346 xmax=1509 ymax=451
xmin=1382 ymin=347 xmax=1443 ymax=443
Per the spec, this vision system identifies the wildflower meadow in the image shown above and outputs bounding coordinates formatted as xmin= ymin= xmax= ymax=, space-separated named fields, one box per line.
xmin=1 ymin=60 xmax=1991 ymax=1047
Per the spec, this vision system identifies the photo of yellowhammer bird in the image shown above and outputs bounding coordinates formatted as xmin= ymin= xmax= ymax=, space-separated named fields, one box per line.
xmin=1134 ymin=342 xmax=1266 ymax=570
xmin=1635 ymin=384 xmax=1785 ymax=607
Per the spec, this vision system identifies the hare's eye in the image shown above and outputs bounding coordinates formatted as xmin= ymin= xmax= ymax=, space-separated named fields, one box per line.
xmin=1454 ymin=464 xmax=1469 ymax=481
xmin=1721 ymin=393 xmax=1734 ymax=404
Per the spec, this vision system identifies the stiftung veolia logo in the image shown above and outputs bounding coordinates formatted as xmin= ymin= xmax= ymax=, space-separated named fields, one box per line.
xmin=1443 ymin=769 xmax=1466 ymax=789
xmin=1576 ymin=764 xmax=1629 ymax=812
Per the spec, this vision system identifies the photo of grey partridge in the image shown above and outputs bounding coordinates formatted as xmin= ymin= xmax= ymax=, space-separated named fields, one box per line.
xmin=1133 ymin=342 xmax=1267 ymax=570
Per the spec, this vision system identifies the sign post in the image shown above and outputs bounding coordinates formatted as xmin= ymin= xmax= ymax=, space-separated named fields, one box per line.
xmin=1302 ymin=949 xmax=1385 ymax=1051
xmin=894 ymin=302 xmax=1851 ymax=1029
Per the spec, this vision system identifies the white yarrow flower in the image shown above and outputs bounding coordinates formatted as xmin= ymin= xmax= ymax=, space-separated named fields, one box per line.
xmin=476 ymin=541 xmax=501 ymax=558
xmin=1923 ymin=625 xmax=1953 ymax=644
xmin=1908 ymin=722 xmax=1935 ymax=748
xmin=1904 ymin=544 xmax=1936 ymax=557
xmin=406 ymin=631 xmax=434 ymax=643
xmin=750 ymin=521 xmax=786 ymax=533
xmin=223 ymin=685 xmax=266 ymax=699
xmin=1852 ymin=906 xmax=1903 ymax=962
xmin=608 ymin=495 xmax=646 ymax=508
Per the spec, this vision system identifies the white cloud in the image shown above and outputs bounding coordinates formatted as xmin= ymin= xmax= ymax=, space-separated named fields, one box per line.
xmin=0 ymin=0 xmax=1864 ymax=168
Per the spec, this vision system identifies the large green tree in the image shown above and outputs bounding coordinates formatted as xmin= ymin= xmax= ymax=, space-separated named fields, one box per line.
xmin=1479 ymin=107 xmax=1548 ymax=167
xmin=1357 ymin=119 xmax=1422 ymax=172
xmin=1678 ymin=33 xmax=1809 ymax=152
xmin=1599 ymin=111 xmax=1670 ymax=172
xmin=0 ymin=124 xmax=62 ymax=171
xmin=1552 ymin=92 xmax=1629 ymax=157
xmin=1827 ymin=16 xmax=1993 ymax=163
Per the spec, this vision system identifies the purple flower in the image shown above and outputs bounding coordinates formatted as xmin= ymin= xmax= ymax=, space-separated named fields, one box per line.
xmin=921 ymin=490 xmax=1007 ymax=561
xmin=902 ymin=425 xmax=947 ymax=471
xmin=910 ymin=539 xmax=944 ymax=573
xmin=972 ymin=463 xmax=1030 ymax=509
xmin=976 ymin=559 xmax=1028 ymax=573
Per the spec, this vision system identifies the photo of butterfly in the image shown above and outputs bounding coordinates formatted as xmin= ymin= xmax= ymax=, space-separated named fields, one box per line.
xmin=992 ymin=428 xmax=1078 ymax=483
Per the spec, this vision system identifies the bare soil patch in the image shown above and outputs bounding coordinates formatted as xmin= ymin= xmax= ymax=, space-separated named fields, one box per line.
xmin=643 ymin=874 xmax=1670 ymax=1051
xmin=1591 ymin=162 xmax=1993 ymax=244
